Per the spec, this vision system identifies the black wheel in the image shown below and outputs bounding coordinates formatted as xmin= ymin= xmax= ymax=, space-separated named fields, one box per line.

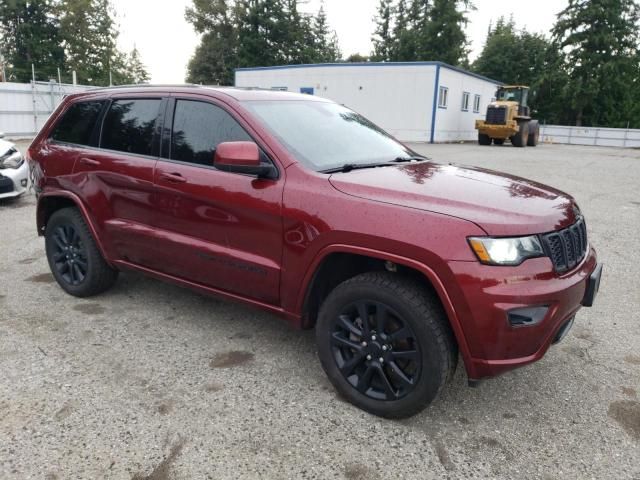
xmin=45 ymin=207 xmax=118 ymax=297
xmin=510 ymin=120 xmax=529 ymax=147
xmin=493 ymin=139 xmax=505 ymax=145
xmin=527 ymin=120 xmax=540 ymax=146
xmin=316 ymin=272 xmax=457 ymax=419
xmin=478 ymin=133 xmax=491 ymax=145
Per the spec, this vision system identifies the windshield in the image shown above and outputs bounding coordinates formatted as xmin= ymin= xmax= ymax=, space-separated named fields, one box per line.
xmin=496 ymin=88 xmax=521 ymax=102
xmin=242 ymin=100 xmax=415 ymax=172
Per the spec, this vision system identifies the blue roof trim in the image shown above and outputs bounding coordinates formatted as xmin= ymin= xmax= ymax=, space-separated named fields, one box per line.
xmin=234 ymin=61 xmax=503 ymax=86
xmin=430 ymin=64 xmax=441 ymax=144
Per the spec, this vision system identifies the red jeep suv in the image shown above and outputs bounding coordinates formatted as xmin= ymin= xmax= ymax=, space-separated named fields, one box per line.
xmin=28 ymin=86 xmax=602 ymax=418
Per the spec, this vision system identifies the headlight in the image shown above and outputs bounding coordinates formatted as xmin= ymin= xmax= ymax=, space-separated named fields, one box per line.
xmin=0 ymin=148 xmax=24 ymax=169
xmin=468 ymin=235 xmax=544 ymax=266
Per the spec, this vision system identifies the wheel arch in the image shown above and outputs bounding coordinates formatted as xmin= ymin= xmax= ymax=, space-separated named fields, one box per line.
xmin=37 ymin=191 xmax=111 ymax=264
xmin=297 ymin=245 xmax=473 ymax=372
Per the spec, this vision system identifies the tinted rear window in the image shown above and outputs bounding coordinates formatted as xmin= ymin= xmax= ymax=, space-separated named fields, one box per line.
xmin=50 ymin=100 xmax=105 ymax=145
xmin=101 ymin=99 xmax=161 ymax=156
xmin=171 ymin=100 xmax=251 ymax=166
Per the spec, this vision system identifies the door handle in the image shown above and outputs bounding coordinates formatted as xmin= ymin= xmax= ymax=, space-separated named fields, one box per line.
xmin=159 ymin=172 xmax=187 ymax=184
xmin=79 ymin=157 xmax=100 ymax=167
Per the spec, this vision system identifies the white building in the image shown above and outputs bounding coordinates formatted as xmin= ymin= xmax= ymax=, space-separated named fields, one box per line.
xmin=234 ymin=62 xmax=501 ymax=143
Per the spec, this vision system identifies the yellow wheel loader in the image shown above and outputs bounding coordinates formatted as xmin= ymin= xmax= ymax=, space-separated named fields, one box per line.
xmin=475 ymin=86 xmax=540 ymax=147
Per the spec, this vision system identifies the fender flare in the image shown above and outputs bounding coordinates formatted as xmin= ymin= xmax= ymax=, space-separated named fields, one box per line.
xmin=37 ymin=190 xmax=112 ymax=266
xmin=296 ymin=244 xmax=474 ymax=374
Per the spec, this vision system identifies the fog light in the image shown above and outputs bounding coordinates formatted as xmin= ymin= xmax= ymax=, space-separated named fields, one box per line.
xmin=507 ymin=306 xmax=548 ymax=327
xmin=21 ymin=179 xmax=28 ymax=187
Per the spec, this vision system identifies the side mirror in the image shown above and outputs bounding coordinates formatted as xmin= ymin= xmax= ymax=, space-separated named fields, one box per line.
xmin=213 ymin=141 xmax=277 ymax=179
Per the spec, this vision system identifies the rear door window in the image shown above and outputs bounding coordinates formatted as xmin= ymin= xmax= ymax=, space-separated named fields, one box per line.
xmin=101 ymin=99 xmax=162 ymax=156
xmin=50 ymin=100 xmax=105 ymax=145
xmin=170 ymin=100 xmax=251 ymax=166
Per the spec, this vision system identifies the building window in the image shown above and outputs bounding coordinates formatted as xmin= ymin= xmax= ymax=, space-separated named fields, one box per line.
xmin=473 ymin=94 xmax=481 ymax=113
xmin=438 ymin=86 xmax=448 ymax=108
xmin=461 ymin=92 xmax=470 ymax=111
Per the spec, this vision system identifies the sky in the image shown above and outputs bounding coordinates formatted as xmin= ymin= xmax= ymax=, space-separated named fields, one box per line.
xmin=112 ymin=0 xmax=568 ymax=84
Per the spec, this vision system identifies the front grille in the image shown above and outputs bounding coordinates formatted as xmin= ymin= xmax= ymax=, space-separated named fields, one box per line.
xmin=0 ymin=175 xmax=14 ymax=194
xmin=541 ymin=217 xmax=588 ymax=273
xmin=486 ymin=106 xmax=507 ymax=125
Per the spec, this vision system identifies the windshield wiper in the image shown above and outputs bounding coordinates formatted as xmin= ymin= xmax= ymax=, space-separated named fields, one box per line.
xmin=320 ymin=162 xmax=398 ymax=173
xmin=392 ymin=155 xmax=429 ymax=162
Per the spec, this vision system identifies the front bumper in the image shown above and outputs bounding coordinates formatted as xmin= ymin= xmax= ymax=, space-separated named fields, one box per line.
xmin=448 ymin=247 xmax=600 ymax=379
xmin=0 ymin=160 xmax=29 ymax=199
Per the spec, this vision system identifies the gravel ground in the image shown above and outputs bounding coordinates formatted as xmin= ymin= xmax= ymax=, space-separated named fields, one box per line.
xmin=1 ymin=141 xmax=638 ymax=479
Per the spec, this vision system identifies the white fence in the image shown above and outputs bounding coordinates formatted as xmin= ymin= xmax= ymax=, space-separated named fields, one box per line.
xmin=540 ymin=124 xmax=640 ymax=148
xmin=0 ymin=81 xmax=92 ymax=138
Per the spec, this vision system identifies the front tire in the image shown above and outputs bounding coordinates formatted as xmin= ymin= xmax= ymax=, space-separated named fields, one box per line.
xmin=510 ymin=120 xmax=529 ymax=147
xmin=527 ymin=120 xmax=540 ymax=146
xmin=316 ymin=272 xmax=456 ymax=419
xmin=45 ymin=207 xmax=118 ymax=297
xmin=478 ymin=133 xmax=491 ymax=145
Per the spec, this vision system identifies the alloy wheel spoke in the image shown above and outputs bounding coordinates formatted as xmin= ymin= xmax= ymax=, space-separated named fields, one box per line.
xmin=388 ymin=361 xmax=414 ymax=388
xmin=390 ymin=349 xmax=419 ymax=362
xmin=356 ymin=364 xmax=375 ymax=393
xmin=337 ymin=314 xmax=362 ymax=338
xmin=331 ymin=332 xmax=364 ymax=352
xmin=53 ymin=251 xmax=66 ymax=262
xmin=356 ymin=302 xmax=370 ymax=336
xmin=375 ymin=304 xmax=389 ymax=334
xmin=374 ymin=363 xmax=398 ymax=399
xmin=53 ymin=234 xmax=66 ymax=251
xmin=73 ymin=263 xmax=84 ymax=281
xmin=340 ymin=352 xmax=365 ymax=376
xmin=389 ymin=327 xmax=411 ymax=343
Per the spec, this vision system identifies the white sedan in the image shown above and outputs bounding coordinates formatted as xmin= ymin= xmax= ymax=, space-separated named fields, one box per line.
xmin=0 ymin=135 xmax=29 ymax=199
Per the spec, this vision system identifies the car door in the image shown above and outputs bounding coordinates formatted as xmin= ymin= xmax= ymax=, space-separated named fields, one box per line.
xmin=71 ymin=95 xmax=165 ymax=267
xmin=151 ymin=96 xmax=284 ymax=305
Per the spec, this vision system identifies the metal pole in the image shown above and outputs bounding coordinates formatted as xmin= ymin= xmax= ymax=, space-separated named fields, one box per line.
xmin=31 ymin=64 xmax=38 ymax=135
xmin=72 ymin=70 xmax=77 ymax=85
xmin=49 ymin=80 xmax=55 ymax=113
xmin=1 ymin=63 xmax=5 ymax=82
xmin=623 ymin=121 xmax=629 ymax=148
xmin=109 ymin=69 xmax=113 ymax=86
xmin=57 ymin=67 xmax=61 ymax=84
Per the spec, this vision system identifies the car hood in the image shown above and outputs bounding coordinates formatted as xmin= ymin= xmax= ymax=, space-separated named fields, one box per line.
xmin=328 ymin=162 xmax=578 ymax=236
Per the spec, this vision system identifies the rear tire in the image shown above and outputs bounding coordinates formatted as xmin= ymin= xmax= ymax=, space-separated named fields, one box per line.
xmin=493 ymin=139 xmax=505 ymax=145
xmin=478 ymin=133 xmax=491 ymax=145
xmin=510 ymin=120 xmax=529 ymax=147
xmin=45 ymin=207 xmax=118 ymax=297
xmin=316 ymin=272 xmax=457 ymax=419
xmin=527 ymin=120 xmax=540 ymax=146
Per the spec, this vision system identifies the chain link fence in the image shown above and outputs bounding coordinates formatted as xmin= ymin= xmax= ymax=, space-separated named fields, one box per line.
xmin=540 ymin=124 xmax=640 ymax=148
xmin=0 ymin=81 xmax=92 ymax=138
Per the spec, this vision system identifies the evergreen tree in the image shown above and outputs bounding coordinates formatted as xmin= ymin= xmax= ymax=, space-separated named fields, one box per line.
xmin=186 ymin=0 xmax=341 ymax=83
xmin=392 ymin=0 xmax=413 ymax=60
xmin=345 ymin=53 xmax=369 ymax=62
xmin=552 ymin=0 xmax=640 ymax=127
xmin=422 ymin=0 xmax=471 ymax=66
xmin=312 ymin=3 xmax=341 ymax=62
xmin=125 ymin=46 xmax=150 ymax=84
xmin=0 ymin=0 xmax=64 ymax=81
xmin=186 ymin=0 xmax=237 ymax=84
xmin=59 ymin=0 xmax=118 ymax=85
xmin=473 ymin=16 xmax=569 ymax=123
xmin=371 ymin=0 xmax=394 ymax=61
